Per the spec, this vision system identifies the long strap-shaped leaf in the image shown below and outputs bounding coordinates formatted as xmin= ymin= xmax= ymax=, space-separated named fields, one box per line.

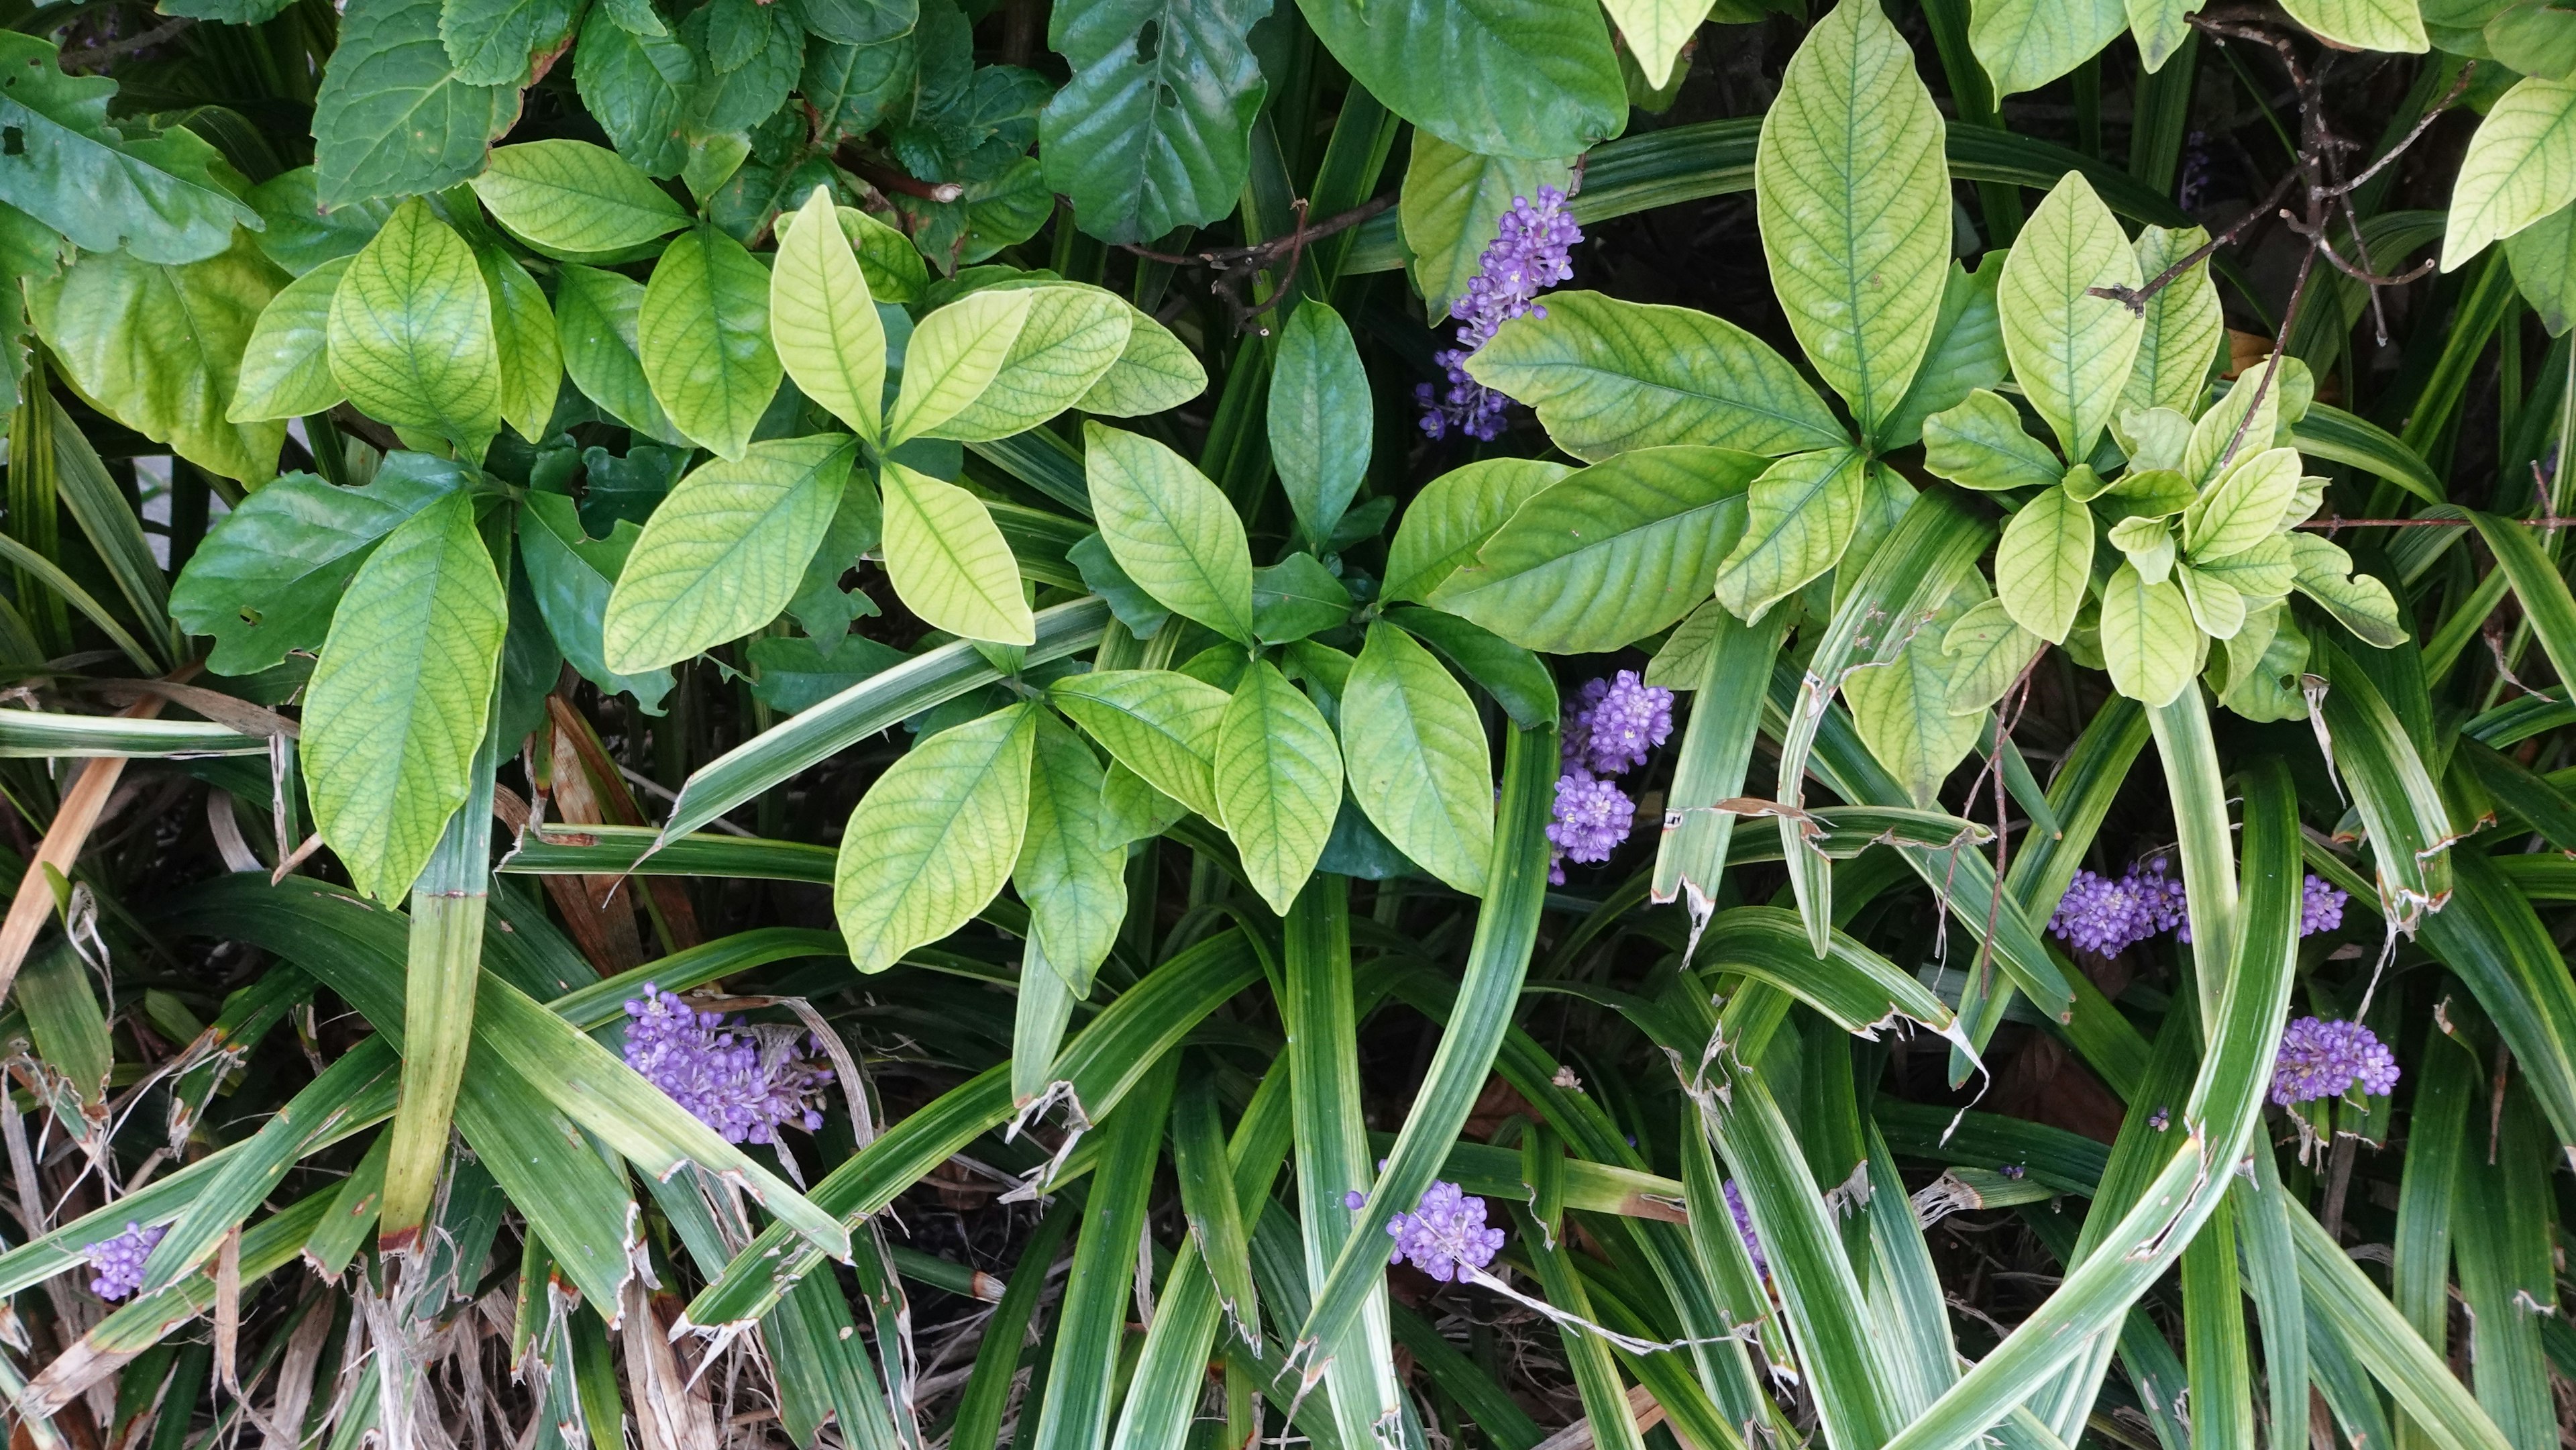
xmin=1876 ymin=744 xmax=2300 ymax=1450
xmin=657 ymin=596 xmax=1108 ymax=840
xmin=2420 ymin=852 xmax=2576 ymax=1165
xmin=1029 ymin=1055 xmax=1178 ymax=1450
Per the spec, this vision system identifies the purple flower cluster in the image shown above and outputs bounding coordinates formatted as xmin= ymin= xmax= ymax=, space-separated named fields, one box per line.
xmin=1547 ymin=672 xmax=1674 ymax=882
xmin=83 ymin=1221 xmax=166 ymax=1301
xmin=1723 ymin=1180 xmax=1766 ymax=1278
xmin=2271 ymin=1017 xmax=2400 ymax=1106
xmin=1417 ymin=188 xmax=1580 ymax=442
xmin=1387 ymin=1180 xmax=1507 ymax=1282
xmin=623 ymin=986 xmax=833 ymax=1145
xmin=2050 ymin=862 xmax=2349 ymax=956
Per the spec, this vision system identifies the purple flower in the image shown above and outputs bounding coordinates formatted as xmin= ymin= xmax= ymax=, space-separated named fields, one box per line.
xmin=1344 ymin=1189 xmax=1366 ymax=1210
xmin=1387 ymin=1182 xmax=1506 ymax=1282
xmin=2271 ymin=1017 xmax=2400 ymax=1106
xmin=2049 ymin=861 xmax=2182 ymax=956
xmin=1723 ymin=1180 xmax=1766 ymax=1278
xmin=1566 ymin=672 xmax=1673 ymax=776
xmin=1547 ymin=770 xmax=1634 ymax=868
xmin=1417 ymin=188 xmax=1580 ymax=441
xmin=83 ymin=1222 xmax=166 ymax=1302
xmin=2302 ymin=876 xmax=2349 ymax=936
xmin=623 ymin=986 xmax=834 ymax=1145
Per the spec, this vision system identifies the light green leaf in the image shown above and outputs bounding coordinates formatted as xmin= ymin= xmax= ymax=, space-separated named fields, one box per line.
xmin=1434 ymin=446 xmax=1763 ymax=650
xmin=1921 ymin=389 xmax=2061 ymax=492
xmin=469 ymin=140 xmax=692 ymax=258
xmin=1877 ymin=254 xmax=2008 ymax=450
xmin=1969 ymin=0 xmax=2126 ymax=97
xmin=1941 ymin=597 xmax=2041 ymax=713
xmin=602 ymin=436 xmax=858 ymax=672
xmin=439 ymin=0 xmax=581 ymax=87
xmin=2444 ymin=76 xmax=2576 ymax=270
xmin=881 ymin=460 xmax=1036 ymax=645
xmin=2128 ymin=0 xmax=2197 ymax=72
xmin=28 ymin=233 xmax=285 ymax=484
xmin=2108 ymin=514 xmax=2176 ymax=584
xmin=1995 ymin=484 xmax=2092 ymax=643
xmin=1756 ymin=0 xmax=1950 ymax=433
xmin=2280 ymin=0 xmax=2428 ymax=52
xmin=553 ymin=262 xmax=686 ymax=444
xmin=2122 ymin=225 xmax=2223 ymax=417
xmin=770 ymin=186 xmax=885 ymax=443
xmin=2098 ymin=560 xmax=2198 ymax=705
xmin=2192 ymin=534 xmax=2295 ymax=600
xmin=1848 ymin=587 xmax=1987 ymax=807
xmin=1213 ymin=661 xmax=1343 ymax=915
xmin=1382 ymin=458 xmax=1570 ymax=604
xmin=1097 ymin=758 xmax=1186 ymax=847
xmin=1603 ymin=0 xmax=1707 ymax=86
xmin=833 ymin=705 xmax=1036 ymax=973
xmin=934 ymin=285 xmax=1132 ymax=441
xmin=312 ymin=0 xmax=518 ymax=206
xmin=2287 ymin=534 xmax=2408 ymax=647
xmin=1048 ymin=670 xmax=1230 ymax=824
xmin=1270 ymin=301 xmax=1373 ymax=547
xmin=2182 ymin=446 xmax=2300 ymax=560
xmin=1342 ymin=621 xmax=1491 ymax=896
xmin=328 ymin=197 xmax=502 ymax=449
xmin=1467 ymin=290 xmax=1847 ymax=462
xmin=303 ymin=492 xmax=504 ymax=901
xmin=2183 ymin=356 xmax=2288 ymax=484
xmin=1294 ymin=0 xmax=1624 ymax=159
xmin=2506 ymin=201 xmax=2576 ymax=335
xmin=1073 ymin=308 xmax=1205 ymax=416
xmin=1251 ymin=554 xmax=1354 ymax=645
xmin=478 ymin=245 xmax=560 ymax=444
xmin=229 ymin=256 xmax=350 ymax=423
xmin=1397 ymin=133 xmax=1575 ymax=322
xmin=1083 ymin=423 xmax=1256 ymax=642
xmin=1711 ymin=446 xmax=1868 ymax=621
xmin=885 ymin=287 xmax=1034 ymax=444
xmin=639 ymin=224 xmax=780 ymax=458
xmin=1014 ymin=713 xmax=1124 ymax=991
xmin=1998 ymin=171 xmax=2144 ymax=459
xmin=2175 ymin=563 xmax=2246 ymax=639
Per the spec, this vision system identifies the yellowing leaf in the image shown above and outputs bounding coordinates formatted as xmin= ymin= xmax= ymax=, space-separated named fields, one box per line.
xmin=1994 ymin=483 xmax=2092 ymax=643
xmin=2445 ymin=76 xmax=2576 ymax=270
xmin=1083 ymin=423 xmax=1256 ymax=642
xmin=1998 ymin=171 xmax=2143 ymax=460
xmin=602 ymin=435 xmax=857 ymax=672
xmin=880 ymin=460 xmax=1036 ymax=645
xmin=885 ymin=287 xmax=1034 ymax=444
xmin=1214 ymin=661 xmax=1342 ymax=914
xmin=1712 ymin=446 xmax=1867 ymax=622
xmin=229 ymin=256 xmax=350 ymax=423
xmin=770 ymin=186 xmax=885 ymax=442
xmin=638 ymin=223 xmax=780 ymax=459
xmin=328 ymin=197 xmax=502 ymax=450
xmin=2098 ymin=560 xmax=2199 ymax=705
xmin=1048 ymin=669 xmax=1231 ymax=824
xmin=834 ymin=705 xmax=1037 ymax=973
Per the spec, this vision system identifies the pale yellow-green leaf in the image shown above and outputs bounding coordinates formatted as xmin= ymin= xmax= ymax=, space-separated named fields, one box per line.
xmin=1014 ymin=712 xmax=1124 ymax=992
xmin=1998 ymin=171 xmax=2144 ymax=459
xmin=2287 ymin=533 xmax=2408 ymax=647
xmin=1941 ymin=596 xmax=2041 ymax=713
xmin=2114 ymin=405 xmax=2192 ymax=472
xmin=1342 ymin=622 xmax=1492 ymax=895
xmin=229 ymin=256 xmax=350 ymax=423
xmin=638 ymin=224 xmax=780 ymax=459
xmin=2218 ymin=605 xmax=2311 ymax=721
xmin=1971 ymin=0 xmax=2126 ymax=97
xmin=834 ymin=705 xmax=1037 ymax=973
xmin=2279 ymin=0 xmax=2428 ymax=54
xmin=2507 ymin=201 xmax=2576 ymax=336
xmin=1098 ymin=758 xmax=1187 ymax=847
xmin=1601 ymin=0 xmax=1703 ymax=89
xmin=2183 ymin=356 xmax=2288 ymax=484
xmin=2098 ymin=560 xmax=2200 ymax=705
xmin=1920 ymin=388 xmax=2061 ymax=491
xmin=2195 ymin=534 xmax=2296 ymax=600
xmin=327 ymin=197 xmax=502 ymax=450
xmin=1048 ymin=669 xmax=1231 ymax=824
xmin=2445 ymin=76 xmax=2576 ymax=270
xmin=601 ymin=435 xmax=857 ymax=672
xmin=2176 ymin=562 xmax=2247 ymax=639
xmin=1213 ymin=660 xmax=1342 ymax=915
xmin=2184 ymin=446 xmax=2302 ymax=560
xmin=1083 ymin=423 xmax=1256 ymax=642
xmin=880 ymin=460 xmax=1036 ymax=645
xmin=1399 ymin=132 xmax=1576 ymax=322
xmin=468 ymin=139 xmax=691 ymax=258
xmin=885 ymin=287 xmax=1034 ymax=444
xmin=1712 ymin=446 xmax=1868 ymax=622
xmin=2128 ymin=0 xmax=2196 ymax=72
xmin=770 ymin=186 xmax=884 ymax=442
xmin=2107 ymin=514 xmax=2176 ymax=584
xmin=1847 ymin=588 xmax=1987 ymax=807
xmin=1073 ymin=307 xmax=1206 ymax=416
xmin=2122 ymin=225 xmax=2224 ymax=417
xmin=1382 ymin=457 xmax=1571 ymax=604
xmin=553 ymin=262 xmax=686 ymax=445
xmin=1994 ymin=483 xmax=2092 ymax=643
xmin=2105 ymin=468 xmax=2196 ymax=517
xmin=478 ymin=245 xmax=560 ymax=444
xmin=932 ymin=285 xmax=1132 ymax=440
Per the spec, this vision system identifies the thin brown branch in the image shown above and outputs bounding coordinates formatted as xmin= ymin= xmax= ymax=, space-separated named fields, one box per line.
xmin=2090 ymin=167 xmax=2300 ymax=314
xmin=833 ymin=147 xmax=964 ymax=204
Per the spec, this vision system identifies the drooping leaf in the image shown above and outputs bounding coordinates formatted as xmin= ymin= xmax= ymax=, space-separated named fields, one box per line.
xmin=1920 ymin=389 xmax=2061 ymax=492
xmin=1468 ymin=291 xmax=1847 ymax=462
xmin=228 ymin=256 xmax=352 ymax=424
xmin=2122 ymin=224 xmax=2224 ymax=417
xmin=885 ymin=287 xmax=1034 ymax=444
xmin=638 ymin=223 xmax=782 ymax=459
xmin=881 ymin=461 xmax=1036 ymax=645
xmin=1994 ymin=483 xmax=2092 ymax=643
xmin=1398 ymin=134 xmax=1576 ymax=323
xmin=1382 ymin=458 xmax=1570 ymax=605
xmin=1014 ymin=713 xmax=1124 ymax=991
xmin=468 ymin=140 xmax=692 ymax=258
xmin=1038 ymin=0 xmax=1270 ymax=244
xmin=1341 ymin=622 xmax=1493 ymax=896
xmin=1047 ymin=670 xmax=1230 ymax=824
xmin=554 ymin=262 xmax=688 ymax=444
xmin=1294 ymin=0 xmax=1625 ymax=160
xmin=313 ymin=0 xmax=521 ymax=206
xmin=1847 ymin=584 xmax=1988 ymax=807
xmin=2444 ymin=76 xmax=2576 ymax=270
xmin=1214 ymin=661 xmax=1344 ymax=914
xmin=834 ymin=705 xmax=1037 ymax=973
xmin=2287 ymin=534 xmax=2408 ymax=648
xmin=1083 ymin=423 xmax=1256 ymax=642
xmin=2098 ymin=560 xmax=2198 ymax=705
xmin=1941 ymin=597 xmax=2041 ymax=713
xmin=1998 ymin=171 xmax=2145 ymax=460
xmin=1270 ymin=301 xmax=1373 ymax=548
xmin=1711 ymin=446 xmax=1868 ymax=622
xmin=2506 ymin=201 xmax=2576 ymax=335
xmin=602 ymin=435 xmax=859 ymax=672
xmin=328 ymin=197 xmax=504 ymax=450
xmin=932 ymin=286 xmax=1132 ymax=440
xmin=439 ymin=0 xmax=584 ymax=87
xmin=1968 ymin=0 xmax=2127 ymax=98
xmin=770 ymin=187 xmax=886 ymax=442
xmin=1755 ymin=0 xmax=1951 ymax=434
xmin=303 ymin=493 xmax=506 ymax=901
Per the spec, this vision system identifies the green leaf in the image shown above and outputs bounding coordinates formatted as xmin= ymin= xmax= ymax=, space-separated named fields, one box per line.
xmin=639 ymin=224 xmax=782 ymax=458
xmin=2287 ymin=533 xmax=2407 ymax=647
xmin=1876 ymin=254 xmax=2008 ymax=450
xmin=1468 ymin=291 xmax=1847 ymax=462
xmin=478 ymin=245 xmax=561 ymax=445
xmin=519 ymin=493 xmax=674 ymax=711
xmin=1047 ymin=669 xmax=1230 ymax=824
xmin=1436 ymin=446 xmax=1762 ymax=650
xmin=313 ymin=0 xmax=521 ymax=206
xmin=28 ymin=233 xmax=285 ymax=485
xmin=1383 ymin=458 xmax=1570 ymax=605
xmin=303 ymin=492 xmax=505 ymax=900
xmin=1920 ymin=389 xmax=2061 ymax=492
xmin=248 ymin=168 xmax=394 ymax=276
xmin=2182 ymin=446 xmax=2300 ymax=560
xmin=440 ymin=0 xmax=582 ymax=86
xmin=2108 ymin=513 xmax=2176 ymax=582
xmin=1398 ymin=134 xmax=1575 ymax=322
xmin=1270 ymin=301 xmax=1373 ymax=547
xmin=2121 ymin=225 xmax=2223 ymax=417
xmin=468 ymin=140 xmax=691 ymax=258
xmin=554 ymin=262 xmax=687 ymax=444
xmin=745 ymin=631 xmax=904 ymax=714
xmin=1998 ymin=171 xmax=2145 ymax=459
xmin=2279 ymin=0 xmax=2430 ymax=51
xmin=933 ymin=286 xmax=1132 ymax=441
xmin=1214 ymin=661 xmax=1343 ymax=914
xmin=1338 ymin=622 xmax=1493 ymax=896
xmin=1602 ymin=0 xmax=1707 ymax=87
xmin=0 ymin=34 xmax=263 ymax=266
xmin=228 ymin=256 xmax=352 ymax=423
xmin=573 ymin=5 xmax=696 ymax=178
xmin=2098 ymin=560 xmax=2198 ymax=705
xmin=1037 ymin=0 xmax=1270 ymax=244
xmin=602 ymin=436 xmax=859 ymax=671
xmin=1014 ymin=713 xmax=1124 ymax=990
xmin=170 ymin=457 xmax=464 ymax=674
xmin=1711 ymin=446 xmax=1868 ymax=621
xmin=2175 ymin=562 xmax=2245 ymax=639
xmin=1968 ymin=0 xmax=2125 ymax=97
xmin=2507 ymin=201 xmax=2576 ymax=335
xmin=834 ymin=704 xmax=1036 ymax=972
xmin=1252 ymin=554 xmax=1354 ymax=645
xmin=327 ymin=197 xmax=503 ymax=450
xmin=2489 ymin=0 xmax=2576 ymax=78
xmin=1941 ymin=596 xmax=2040 ymax=713
xmin=885 ymin=287 xmax=1034 ymax=444
xmin=1756 ymin=0 xmax=1951 ymax=434
xmin=2445 ymin=76 xmax=2576 ymax=270
xmin=1073 ymin=307 xmax=1205 ymax=415
xmin=2192 ymin=533 xmax=2294 ymax=599
xmin=881 ymin=460 xmax=1036 ymax=645
xmin=770 ymin=187 xmax=885 ymax=443
xmin=1293 ymin=0 xmax=1624 ymax=159
xmin=1083 ymin=423 xmax=1256 ymax=642
xmin=1847 ymin=586 xmax=1987 ymax=807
